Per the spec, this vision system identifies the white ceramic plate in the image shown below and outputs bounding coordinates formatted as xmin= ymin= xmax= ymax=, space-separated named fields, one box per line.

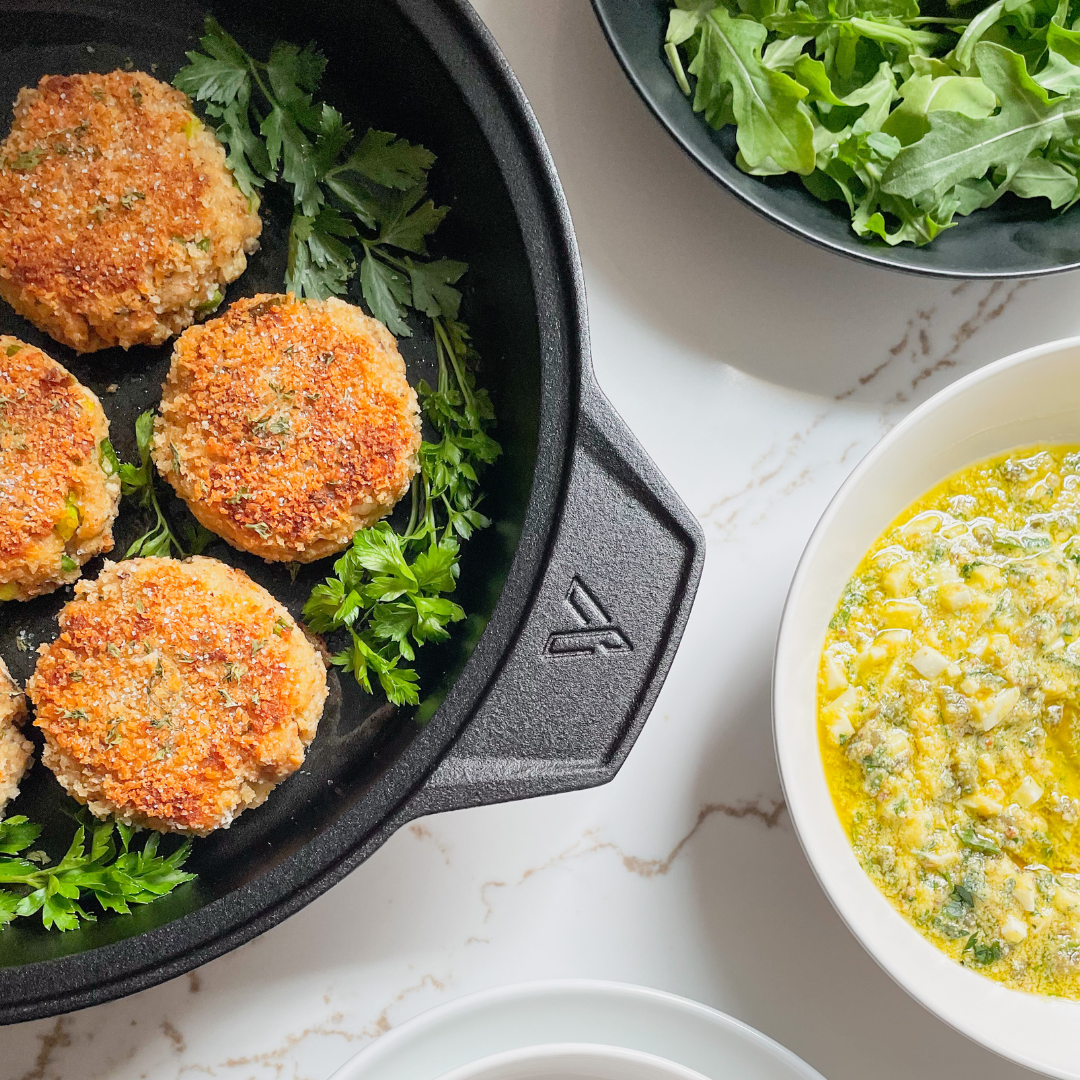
xmin=774 ymin=336 xmax=1080 ymax=1078
xmin=436 ymin=1042 xmax=709 ymax=1080
xmin=330 ymin=980 xmax=825 ymax=1080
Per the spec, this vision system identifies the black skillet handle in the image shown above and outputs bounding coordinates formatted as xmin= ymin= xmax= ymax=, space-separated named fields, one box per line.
xmin=407 ymin=378 xmax=705 ymax=816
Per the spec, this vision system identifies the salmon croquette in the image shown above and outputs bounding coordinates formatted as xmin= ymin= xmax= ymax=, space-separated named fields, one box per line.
xmin=0 ymin=71 xmax=261 ymax=353
xmin=0 ymin=656 xmax=32 ymax=816
xmin=0 ymin=337 xmax=120 ymax=601
xmin=154 ymin=294 xmax=421 ymax=563
xmin=27 ymin=557 xmax=328 ymax=835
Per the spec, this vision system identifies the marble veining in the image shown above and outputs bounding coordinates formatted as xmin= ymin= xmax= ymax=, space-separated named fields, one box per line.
xmin=1 ymin=2 xmax=1075 ymax=1079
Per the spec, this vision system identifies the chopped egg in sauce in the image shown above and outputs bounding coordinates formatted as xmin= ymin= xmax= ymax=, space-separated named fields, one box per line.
xmin=820 ymin=445 xmax=1080 ymax=996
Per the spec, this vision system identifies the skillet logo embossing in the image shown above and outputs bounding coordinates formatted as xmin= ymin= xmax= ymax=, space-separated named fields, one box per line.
xmin=544 ymin=577 xmax=631 ymax=658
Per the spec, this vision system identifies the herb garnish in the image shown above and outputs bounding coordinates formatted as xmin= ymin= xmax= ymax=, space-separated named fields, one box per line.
xmin=108 ymin=412 xmax=214 ymax=559
xmin=176 ymin=20 xmax=502 ymax=706
xmin=0 ymin=816 xmax=194 ymax=931
xmin=963 ymin=933 xmax=1002 ymax=965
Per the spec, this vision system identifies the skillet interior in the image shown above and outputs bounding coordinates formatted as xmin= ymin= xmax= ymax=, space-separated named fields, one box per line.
xmin=0 ymin=0 xmax=541 ymax=967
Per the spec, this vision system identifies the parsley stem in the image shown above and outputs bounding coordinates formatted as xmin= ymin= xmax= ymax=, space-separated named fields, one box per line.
xmin=405 ymin=475 xmax=420 ymax=538
xmin=435 ymin=317 xmax=474 ymax=412
xmin=246 ymin=59 xmax=278 ymax=120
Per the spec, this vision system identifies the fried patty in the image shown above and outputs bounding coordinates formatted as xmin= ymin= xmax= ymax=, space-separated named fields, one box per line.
xmin=0 ymin=337 xmax=120 ymax=601
xmin=0 ymin=71 xmax=262 ymax=353
xmin=154 ymin=294 xmax=422 ymax=563
xmin=27 ymin=557 xmax=328 ymax=835
xmin=0 ymin=656 xmax=32 ymax=815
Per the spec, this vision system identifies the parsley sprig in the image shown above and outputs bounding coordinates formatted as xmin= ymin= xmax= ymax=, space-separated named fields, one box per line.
xmin=175 ymin=17 xmax=465 ymax=329
xmin=105 ymin=411 xmax=213 ymax=559
xmin=0 ymin=815 xmax=194 ymax=931
xmin=176 ymin=20 xmax=502 ymax=705
xmin=304 ymin=319 xmax=500 ymax=704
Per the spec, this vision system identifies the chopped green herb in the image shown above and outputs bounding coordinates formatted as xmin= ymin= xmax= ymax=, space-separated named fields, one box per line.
xmin=964 ymin=934 xmax=1002 ymax=965
xmin=957 ymin=826 xmax=1001 ymax=855
xmin=60 ymin=554 xmax=77 ymax=574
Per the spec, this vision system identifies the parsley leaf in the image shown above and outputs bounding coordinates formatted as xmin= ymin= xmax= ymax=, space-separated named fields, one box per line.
xmin=0 ymin=816 xmax=194 ymax=931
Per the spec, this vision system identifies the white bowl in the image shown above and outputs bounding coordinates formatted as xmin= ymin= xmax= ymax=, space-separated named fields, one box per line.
xmin=331 ymin=980 xmax=825 ymax=1080
xmin=436 ymin=1043 xmax=709 ymax=1080
xmin=774 ymin=335 xmax=1080 ymax=1078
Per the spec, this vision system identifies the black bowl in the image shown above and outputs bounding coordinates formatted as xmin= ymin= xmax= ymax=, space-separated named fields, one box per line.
xmin=591 ymin=0 xmax=1080 ymax=278
xmin=0 ymin=0 xmax=703 ymax=1021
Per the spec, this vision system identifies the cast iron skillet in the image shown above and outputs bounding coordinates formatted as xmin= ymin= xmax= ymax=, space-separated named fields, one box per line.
xmin=0 ymin=0 xmax=704 ymax=1022
xmin=592 ymin=0 xmax=1080 ymax=278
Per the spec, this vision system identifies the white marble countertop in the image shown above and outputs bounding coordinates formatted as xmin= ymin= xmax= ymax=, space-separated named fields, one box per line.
xmin=4 ymin=2 xmax=1077 ymax=1078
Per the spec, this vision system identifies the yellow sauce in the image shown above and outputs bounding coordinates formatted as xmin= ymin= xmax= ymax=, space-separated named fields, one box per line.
xmin=820 ymin=445 xmax=1080 ymax=996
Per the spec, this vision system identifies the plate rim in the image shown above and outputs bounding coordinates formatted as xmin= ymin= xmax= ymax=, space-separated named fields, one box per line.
xmin=330 ymin=978 xmax=827 ymax=1080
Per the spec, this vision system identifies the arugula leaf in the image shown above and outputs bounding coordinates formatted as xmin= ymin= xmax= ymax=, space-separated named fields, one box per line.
xmin=664 ymin=0 xmax=1080 ymax=246
xmin=882 ymin=71 xmax=998 ymax=145
xmin=689 ymin=8 xmax=817 ymax=174
xmin=0 ymin=816 xmax=194 ymax=932
xmin=882 ymin=43 xmax=1080 ymax=201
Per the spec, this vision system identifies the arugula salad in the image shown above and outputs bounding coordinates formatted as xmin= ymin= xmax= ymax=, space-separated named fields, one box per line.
xmin=666 ymin=0 xmax=1080 ymax=245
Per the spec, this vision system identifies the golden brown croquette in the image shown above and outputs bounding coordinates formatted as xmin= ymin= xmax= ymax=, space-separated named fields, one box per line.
xmin=154 ymin=294 xmax=421 ymax=563
xmin=0 ymin=656 xmax=32 ymax=816
xmin=0 ymin=337 xmax=120 ymax=601
xmin=28 ymin=557 xmax=328 ymax=836
xmin=0 ymin=71 xmax=261 ymax=353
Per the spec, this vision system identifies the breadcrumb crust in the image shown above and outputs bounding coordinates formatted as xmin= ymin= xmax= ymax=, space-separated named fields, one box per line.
xmin=155 ymin=294 xmax=421 ymax=562
xmin=0 ymin=337 xmax=119 ymax=600
xmin=28 ymin=557 xmax=328 ymax=836
xmin=0 ymin=657 xmax=32 ymax=816
xmin=0 ymin=71 xmax=261 ymax=353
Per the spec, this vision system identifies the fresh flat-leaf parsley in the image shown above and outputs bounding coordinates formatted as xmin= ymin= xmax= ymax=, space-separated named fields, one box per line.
xmin=0 ymin=815 xmax=194 ymax=931
xmin=177 ymin=19 xmax=502 ymax=706
xmin=109 ymin=412 xmax=214 ymax=559
xmin=666 ymin=0 xmax=1080 ymax=245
